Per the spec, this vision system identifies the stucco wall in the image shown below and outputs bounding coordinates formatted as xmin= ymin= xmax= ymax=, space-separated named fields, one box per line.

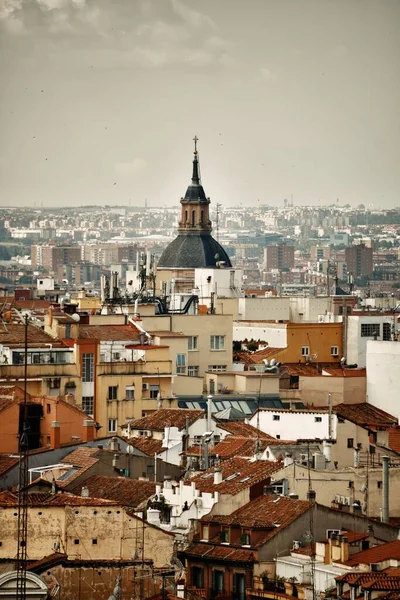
xmin=249 ymin=409 xmax=337 ymax=441
xmin=366 ymin=340 xmax=400 ymax=419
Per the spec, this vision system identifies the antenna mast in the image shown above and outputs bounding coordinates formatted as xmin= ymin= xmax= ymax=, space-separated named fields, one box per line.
xmin=216 ymin=203 xmax=222 ymax=242
xmin=16 ymin=314 xmax=30 ymax=599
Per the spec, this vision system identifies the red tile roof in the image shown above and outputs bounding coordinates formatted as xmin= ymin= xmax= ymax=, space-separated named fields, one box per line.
xmin=213 ymin=436 xmax=270 ymax=460
xmin=0 ymin=454 xmax=19 ymax=475
xmin=69 ymin=474 xmax=155 ymax=508
xmin=388 ymin=428 xmax=400 ymax=453
xmin=218 ymin=422 xmax=275 ymax=439
xmin=0 ymin=324 xmax=67 ymax=348
xmin=333 ymin=403 xmax=398 ymax=429
xmin=184 ymin=543 xmax=255 ymax=563
xmin=28 ymin=552 xmax=67 ymax=573
xmin=191 ymin=457 xmax=282 ymax=495
xmin=77 ymin=324 xmax=142 ymax=341
xmin=0 ymin=489 xmax=116 ymax=507
xmin=202 ymin=494 xmax=309 ymax=537
xmin=130 ymin=408 xmax=205 ymax=432
xmin=128 ymin=437 xmax=164 ymax=456
xmin=363 ymin=578 xmax=400 ymax=591
xmin=344 ymin=540 xmax=400 ymax=566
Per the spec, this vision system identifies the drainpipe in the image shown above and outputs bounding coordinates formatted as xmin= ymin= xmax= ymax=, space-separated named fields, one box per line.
xmin=207 ymin=394 xmax=212 ymax=433
xmin=328 ymin=393 xmax=333 ymax=440
xmin=382 ymin=455 xmax=390 ymax=523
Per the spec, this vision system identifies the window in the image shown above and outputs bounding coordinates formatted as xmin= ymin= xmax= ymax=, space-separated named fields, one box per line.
xmin=220 ymin=530 xmax=229 ymax=543
xmin=92 ymin=539 xmax=98 ymax=545
xmin=383 ymin=322 xmax=392 ymax=341
xmin=273 ymin=415 xmax=280 ymax=421
xmin=176 ymin=353 xmax=186 ymax=374
xmin=82 ymin=396 xmax=94 ymax=416
xmin=201 ymin=525 xmax=209 ymax=541
xmin=82 ymin=353 xmax=94 ymax=382
xmin=46 ymin=403 xmax=51 ymax=414
xmin=212 ymin=570 xmax=224 ymax=593
xmin=108 ymin=386 xmax=118 ymax=401
xmin=74 ymin=539 xmax=79 ymax=545
xmin=377 ymin=481 xmax=382 ymax=489
xmin=240 ymin=532 xmax=251 ymax=546
xmin=188 ymin=336 xmax=198 ymax=351
xmin=112 ymin=352 xmax=121 ymax=361
xmin=150 ymin=384 xmax=159 ymax=399
xmin=208 ymin=365 xmax=227 ymax=372
xmin=191 ymin=566 xmax=204 ymax=589
xmin=348 ymin=481 xmax=354 ymax=489
xmin=331 ymin=346 xmax=339 ymax=356
xmin=315 ymin=416 xmax=322 ymax=423
xmin=347 ymin=438 xmax=354 ymax=448
xmin=188 ymin=366 xmax=200 ymax=377
xmin=125 ymin=386 xmax=135 ymax=400
xmin=361 ymin=323 xmax=380 ymax=337
xmin=233 ymin=573 xmax=246 ymax=600
xmin=108 ymin=419 xmax=118 ymax=433
xmin=210 ymin=335 xmax=225 ymax=350
xmin=301 ymin=346 xmax=310 ymax=356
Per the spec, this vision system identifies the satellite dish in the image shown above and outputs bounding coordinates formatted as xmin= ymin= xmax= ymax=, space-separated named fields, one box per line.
xmin=71 ymin=313 xmax=80 ymax=322
xmin=126 ymin=445 xmax=134 ymax=454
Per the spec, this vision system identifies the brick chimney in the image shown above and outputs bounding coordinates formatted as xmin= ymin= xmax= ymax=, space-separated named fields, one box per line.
xmin=50 ymin=421 xmax=61 ymax=449
xmin=83 ymin=419 xmax=96 ymax=442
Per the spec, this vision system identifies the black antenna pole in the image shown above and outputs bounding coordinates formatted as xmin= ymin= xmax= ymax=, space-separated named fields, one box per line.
xmin=16 ymin=314 xmax=30 ymax=598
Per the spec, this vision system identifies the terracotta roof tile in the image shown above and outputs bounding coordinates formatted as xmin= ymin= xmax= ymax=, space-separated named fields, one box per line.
xmin=213 ymin=436 xmax=270 ymax=459
xmin=131 ymin=408 xmax=205 ymax=432
xmin=0 ymin=489 xmax=116 ymax=507
xmin=217 ymin=422 xmax=275 ymax=439
xmin=191 ymin=457 xmax=282 ymax=495
xmin=184 ymin=543 xmax=255 ymax=563
xmin=334 ymin=403 xmax=398 ymax=429
xmin=78 ymin=324 xmax=142 ymax=341
xmin=344 ymin=540 xmax=400 ymax=566
xmin=0 ymin=454 xmax=19 ymax=475
xmin=0 ymin=323 xmax=67 ymax=348
xmin=388 ymin=428 xmax=400 ymax=454
xmin=128 ymin=437 xmax=164 ymax=456
xmin=69 ymin=474 xmax=155 ymax=508
xmin=362 ymin=578 xmax=400 ymax=591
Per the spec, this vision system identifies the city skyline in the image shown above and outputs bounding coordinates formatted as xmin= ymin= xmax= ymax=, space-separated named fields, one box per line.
xmin=1 ymin=0 xmax=399 ymax=208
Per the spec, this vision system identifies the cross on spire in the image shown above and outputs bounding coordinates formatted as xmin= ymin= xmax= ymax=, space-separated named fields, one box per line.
xmin=193 ymin=135 xmax=198 ymax=154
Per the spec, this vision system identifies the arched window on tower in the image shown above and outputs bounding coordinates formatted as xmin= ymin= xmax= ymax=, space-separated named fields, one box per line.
xmin=192 ymin=210 xmax=196 ymax=227
xmin=200 ymin=210 xmax=204 ymax=225
xmin=185 ymin=210 xmax=188 ymax=224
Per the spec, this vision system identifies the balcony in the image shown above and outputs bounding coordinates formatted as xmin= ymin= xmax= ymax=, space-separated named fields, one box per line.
xmin=97 ymin=361 xmax=172 ymax=377
xmin=0 ymin=362 xmax=79 ymax=380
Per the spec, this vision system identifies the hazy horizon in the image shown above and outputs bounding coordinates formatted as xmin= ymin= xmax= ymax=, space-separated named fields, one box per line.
xmin=1 ymin=0 xmax=399 ymax=209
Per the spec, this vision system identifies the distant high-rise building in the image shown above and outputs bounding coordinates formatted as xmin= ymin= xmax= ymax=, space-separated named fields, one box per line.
xmin=264 ymin=244 xmax=295 ymax=270
xmin=345 ymin=244 xmax=373 ymax=277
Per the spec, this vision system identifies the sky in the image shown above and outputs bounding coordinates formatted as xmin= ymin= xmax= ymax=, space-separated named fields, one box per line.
xmin=0 ymin=0 xmax=399 ymax=209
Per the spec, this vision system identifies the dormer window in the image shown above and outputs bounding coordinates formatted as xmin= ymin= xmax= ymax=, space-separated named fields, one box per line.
xmin=240 ymin=532 xmax=251 ymax=546
xmin=201 ymin=525 xmax=209 ymax=541
xmin=220 ymin=529 xmax=229 ymax=543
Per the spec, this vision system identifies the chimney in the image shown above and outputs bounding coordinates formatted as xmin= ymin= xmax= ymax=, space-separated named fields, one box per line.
xmin=207 ymin=394 xmax=212 ymax=432
xmin=176 ymin=580 xmax=185 ymax=599
xmin=110 ymin=436 xmax=119 ymax=452
xmin=83 ymin=419 xmax=95 ymax=443
xmin=340 ymin=536 xmax=349 ymax=563
xmin=214 ymin=466 xmax=222 ymax=485
xmin=50 ymin=421 xmax=61 ymax=449
xmin=307 ymin=489 xmax=316 ymax=503
xmin=81 ymin=486 xmax=89 ymax=497
xmin=382 ymin=455 xmax=390 ymax=523
xmin=64 ymin=393 xmax=76 ymax=406
xmin=112 ymin=453 xmax=119 ymax=468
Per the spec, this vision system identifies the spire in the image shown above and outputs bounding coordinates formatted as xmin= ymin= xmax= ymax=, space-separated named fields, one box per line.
xmin=192 ymin=135 xmax=200 ymax=184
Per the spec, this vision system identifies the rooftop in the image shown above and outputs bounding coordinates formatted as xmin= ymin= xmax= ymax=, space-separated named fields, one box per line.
xmin=344 ymin=540 xmax=400 ymax=567
xmin=77 ymin=324 xmax=142 ymax=341
xmin=191 ymin=456 xmax=282 ymax=495
xmin=69 ymin=474 xmax=155 ymax=509
xmin=0 ymin=323 xmax=67 ymax=348
xmin=333 ymin=403 xmax=398 ymax=429
xmin=130 ymin=408 xmax=205 ymax=432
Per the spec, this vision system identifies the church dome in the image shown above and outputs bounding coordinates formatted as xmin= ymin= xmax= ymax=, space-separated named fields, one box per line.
xmin=158 ymin=137 xmax=232 ymax=269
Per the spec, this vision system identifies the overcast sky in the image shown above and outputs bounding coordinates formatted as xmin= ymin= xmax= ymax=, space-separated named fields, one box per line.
xmin=1 ymin=0 xmax=399 ymax=209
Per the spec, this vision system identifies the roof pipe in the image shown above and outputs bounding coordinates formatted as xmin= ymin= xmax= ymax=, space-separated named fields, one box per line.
xmin=382 ymin=455 xmax=390 ymax=523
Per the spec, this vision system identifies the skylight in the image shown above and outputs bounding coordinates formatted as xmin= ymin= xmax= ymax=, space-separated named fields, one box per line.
xmin=225 ymin=472 xmax=240 ymax=481
xmin=239 ymin=476 xmax=251 ymax=483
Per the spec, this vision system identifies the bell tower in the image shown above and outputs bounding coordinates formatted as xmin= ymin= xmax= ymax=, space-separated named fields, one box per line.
xmin=178 ymin=136 xmax=212 ymax=235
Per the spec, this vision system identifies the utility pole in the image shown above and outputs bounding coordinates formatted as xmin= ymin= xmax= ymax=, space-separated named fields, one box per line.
xmin=16 ymin=314 xmax=30 ymax=599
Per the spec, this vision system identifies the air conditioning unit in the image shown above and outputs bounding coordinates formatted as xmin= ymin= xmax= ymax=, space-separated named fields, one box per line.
xmin=370 ymin=563 xmax=380 ymax=572
xmin=195 ymin=498 xmax=203 ymax=507
xmin=142 ymin=383 xmax=149 ymax=391
xmin=145 ymin=431 xmax=152 ymax=438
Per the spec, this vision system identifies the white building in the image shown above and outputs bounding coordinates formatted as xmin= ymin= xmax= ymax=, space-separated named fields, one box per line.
xmin=248 ymin=408 xmax=337 ymax=442
xmin=366 ymin=340 xmax=400 ymax=419
xmin=346 ymin=314 xmax=397 ymax=367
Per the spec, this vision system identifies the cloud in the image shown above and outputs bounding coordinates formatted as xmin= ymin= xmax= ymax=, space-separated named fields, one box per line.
xmin=114 ymin=157 xmax=148 ymax=176
xmin=259 ymin=67 xmax=277 ymax=81
xmin=0 ymin=0 xmax=235 ymax=69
